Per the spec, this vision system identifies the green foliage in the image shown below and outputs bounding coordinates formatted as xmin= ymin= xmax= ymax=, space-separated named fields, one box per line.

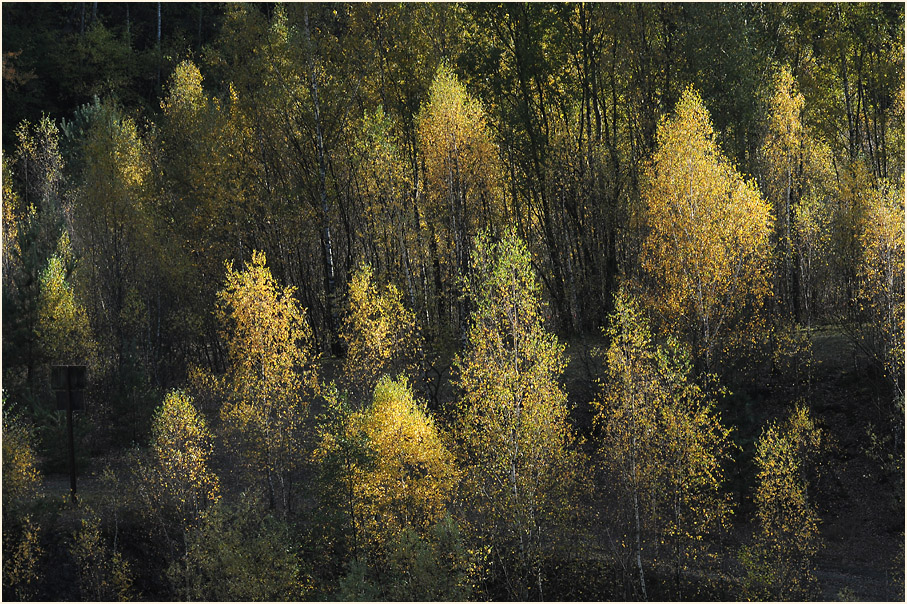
xmin=2 ymin=117 xmax=67 ymax=399
xmin=1 ymin=5 xmax=903 ymax=601
xmin=455 ymin=229 xmax=583 ymax=600
xmin=312 ymin=384 xmax=373 ymax=564
xmin=338 ymin=515 xmax=474 ymax=601
xmin=168 ymin=497 xmax=311 ymax=601
xmin=741 ymin=405 xmax=823 ymax=601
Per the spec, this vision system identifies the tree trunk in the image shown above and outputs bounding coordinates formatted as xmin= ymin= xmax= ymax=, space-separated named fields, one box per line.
xmin=634 ymin=483 xmax=648 ymax=600
xmin=156 ymin=2 xmax=162 ymax=90
xmin=304 ymin=6 xmax=340 ymax=356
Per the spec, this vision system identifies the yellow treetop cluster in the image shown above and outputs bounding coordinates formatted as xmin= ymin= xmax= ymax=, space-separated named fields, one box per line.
xmin=217 ymin=250 xmax=318 ymax=509
xmin=642 ymin=87 xmax=773 ymax=369
xmin=354 ymin=376 xmax=457 ymax=546
xmin=341 ymin=263 xmax=421 ymax=393
xmin=314 ymin=376 xmax=457 ymax=552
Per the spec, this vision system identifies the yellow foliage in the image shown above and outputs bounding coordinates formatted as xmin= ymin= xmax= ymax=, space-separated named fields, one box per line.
xmin=161 ymin=61 xmax=206 ymax=117
xmin=455 ymin=230 xmax=582 ymax=600
xmin=742 ymin=405 xmax=822 ymax=600
xmin=2 ymin=411 xmax=41 ymax=503
xmin=355 ymin=376 xmax=457 ymax=545
xmin=857 ymin=180 xmax=905 ymax=393
xmin=341 ymin=264 xmax=421 ymax=393
xmin=352 ymin=107 xmax=415 ymax=274
xmin=417 ymin=65 xmax=505 ymax=332
xmin=2 ymin=514 xmax=43 ymax=601
xmin=418 ymin=65 xmax=503 ymax=229
xmin=2 ymin=156 xmax=20 ymax=281
xmin=144 ymin=390 xmax=219 ymax=530
xmin=70 ymin=508 xmax=135 ymax=601
xmin=595 ymin=290 xmax=734 ymax=598
xmin=314 ymin=377 xmax=457 ymax=551
xmin=35 ymin=233 xmax=96 ymax=364
xmin=641 ymin=87 xmax=773 ymax=368
xmin=218 ymin=250 xmax=318 ymax=509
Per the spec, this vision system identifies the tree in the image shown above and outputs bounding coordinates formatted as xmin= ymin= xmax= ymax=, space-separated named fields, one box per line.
xmin=2 ymin=407 xmax=44 ymax=601
xmin=2 ymin=408 xmax=41 ymax=504
xmin=338 ymin=515 xmax=475 ymax=602
xmin=640 ymin=87 xmax=773 ymax=369
xmin=167 ymin=497 xmax=310 ymax=601
xmin=314 ymin=377 xmax=457 ymax=556
xmin=594 ymin=289 xmax=661 ymax=600
xmin=790 ymin=141 xmax=835 ymax=330
xmin=741 ymin=405 xmax=823 ymax=601
xmin=218 ymin=250 xmax=318 ymax=514
xmin=454 ymin=230 xmax=583 ymax=600
xmin=157 ymin=59 xmax=251 ymax=324
xmin=595 ymin=289 xmax=734 ymax=599
xmin=2 ymin=117 xmax=67 ymax=396
xmin=2 ymin=156 xmax=21 ymax=286
xmin=69 ymin=507 xmax=135 ymax=601
xmin=148 ymin=390 xmax=219 ymax=521
xmin=341 ymin=264 xmax=422 ymax=396
xmin=2 ymin=513 xmax=42 ymax=601
xmin=856 ymin=180 xmax=905 ymax=398
xmin=650 ymin=337 xmax=735 ymax=597
xmin=136 ymin=389 xmax=219 ymax=562
xmin=354 ymin=376 xmax=458 ymax=548
xmin=417 ymin=65 xmax=504 ymax=341
xmin=761 ymin=66 xmax=806 ymax=321
xmin=348 ymin=106 xmax=423 ymax=327
xmin=64 ymin=97 xmax=165 ymax=446
xmin=35 ymin=233 xmax=95 ymax=365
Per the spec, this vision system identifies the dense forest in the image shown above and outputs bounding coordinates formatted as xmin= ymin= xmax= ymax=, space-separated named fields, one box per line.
xmin=2 ymin=2 xmax=904 ymax=601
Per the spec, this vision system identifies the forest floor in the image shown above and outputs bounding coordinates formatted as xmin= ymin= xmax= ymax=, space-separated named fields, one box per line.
xmin=554 ymin=325 xmax=904 ymax=601
xmin=38 ymin=327 xmax=903 ymax=601
xmin=805 ymin=328 xmax=903 ymax=601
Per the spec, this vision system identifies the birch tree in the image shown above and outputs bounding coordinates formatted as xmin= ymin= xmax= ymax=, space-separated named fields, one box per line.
xmin=218 ymin=251 xmax=319 ymax=514
xmin=641 ymin=87 xmax=773 ymax=369
xmin=455 ymin=230 xmax=582 ymax=600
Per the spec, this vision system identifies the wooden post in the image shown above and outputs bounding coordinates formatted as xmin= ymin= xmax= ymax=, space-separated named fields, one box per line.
xmin=67 ymin=397 xmax=76 ymax=503
xmin=52 ymin=365 xmax=86 ymax=504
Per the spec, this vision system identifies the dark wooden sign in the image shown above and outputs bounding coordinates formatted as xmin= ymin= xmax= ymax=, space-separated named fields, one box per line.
xmin=51 ymin=365 xmax=87 ymax=411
